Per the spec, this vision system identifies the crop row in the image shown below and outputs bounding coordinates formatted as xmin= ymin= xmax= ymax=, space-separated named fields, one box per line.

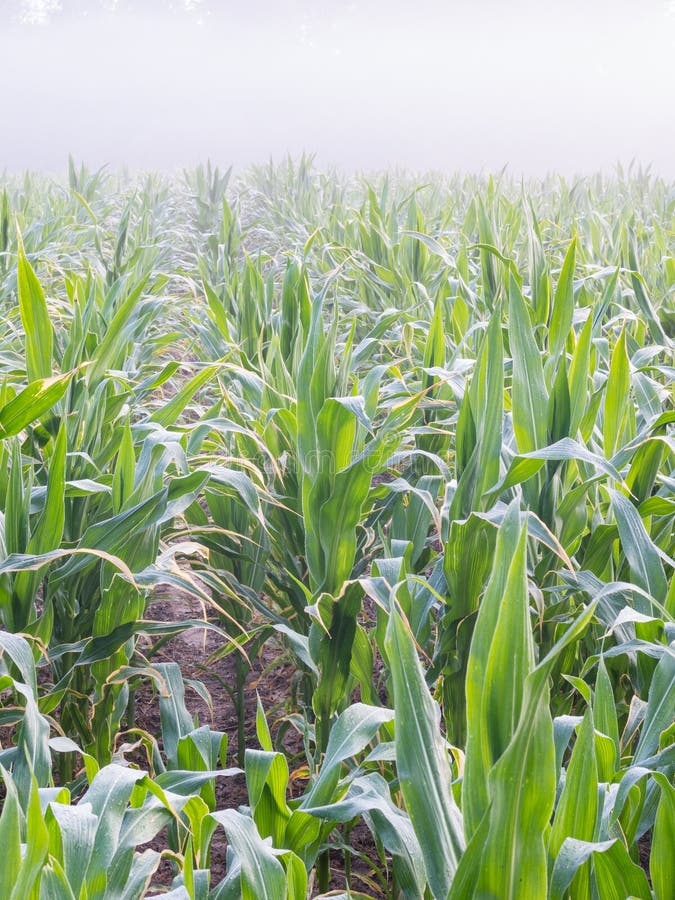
xmin=0 ymin=159 xmax=672 ymax=897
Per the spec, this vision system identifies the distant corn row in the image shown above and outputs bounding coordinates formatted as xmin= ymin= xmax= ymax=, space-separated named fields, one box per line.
xmin=0 ymin=158 xmax=673 ymax=898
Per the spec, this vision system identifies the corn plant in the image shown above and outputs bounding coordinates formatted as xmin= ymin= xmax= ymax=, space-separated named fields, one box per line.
xmin=0 ymin=161 xmax=672 ymax=898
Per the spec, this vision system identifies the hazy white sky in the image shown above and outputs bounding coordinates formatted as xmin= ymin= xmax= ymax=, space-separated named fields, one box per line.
xmin=1 ymin=0 xmax=673 ymax=175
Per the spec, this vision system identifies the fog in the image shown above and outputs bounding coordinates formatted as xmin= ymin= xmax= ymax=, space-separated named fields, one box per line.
xmin=1 ymin=0 xmax=674 ymax=176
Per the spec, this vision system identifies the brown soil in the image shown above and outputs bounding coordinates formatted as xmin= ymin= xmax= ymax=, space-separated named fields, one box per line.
xmin=638 ymin=831 xmax=651 ymax=882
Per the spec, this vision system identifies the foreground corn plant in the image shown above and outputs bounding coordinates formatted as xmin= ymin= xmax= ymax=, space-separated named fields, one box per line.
xmin=0 ymin=161 xmax=673 ymax=897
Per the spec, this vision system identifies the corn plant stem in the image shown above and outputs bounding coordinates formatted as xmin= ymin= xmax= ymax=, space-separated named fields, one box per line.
xmin=126 ymin=689 xmax=136 ymax=731
xmin=318 ymin=846 xmax=331 ymax=894
xmin=235 ymin=652 xmax=248 ymax=767
xmin=344 ymin=822 xmax=352 ymax=887
xmin=58 ymin=750 xmax=74 ymax=788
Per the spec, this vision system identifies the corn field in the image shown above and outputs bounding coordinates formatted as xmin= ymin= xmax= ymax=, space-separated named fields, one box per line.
xmin=0 ymin=158 xmax=673 ymax=898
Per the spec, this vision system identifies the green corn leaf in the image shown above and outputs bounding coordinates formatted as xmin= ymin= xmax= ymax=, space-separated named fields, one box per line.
xmin=385 ymin=605 xmax=464 ymax=898
xmin=482 ymin=521 xmax=533 ymax=760
xmin=87 ymin=275 xmax=149 ymax=384
xmin=13 ymin=424 xmax=67 ymax=616
xmin=40 ymin=859 xmax=78 ymax=900
xmin=0 ymin=372 xmax=72 ymax=438
xmin=296 ymin=289 xmax=338 ymax=475
xmin=0 ymin=631 xmax=39 ymax=695
xmin=301 ymin=702 xmax=393 ymax=809
xmin=0 ymin=768 xmax=22 ymax=896
xmin=651 ymin=772 xmax=675 ymax=900
xmin=302 ymin=772 xmax=426 ymax=900
xmin=53 ymin=488 xmax=169 ymax=582
xmin=524 ymin=200 xmax=550 ymax=326
xmin=112 ymin=419 xmax=136 ymax=513
xmin=628 ymin=232 xmax=669 ymax=345
xmin=176 ymin=726 xmax=227 ymax=809
xmin=117 ymin=794 xmax=183 ymax=854
xmin=147 ymin=887 xmax=190 ymax=900
xmin=452 ymin=309 xmax=503 ymax=518
xmin=549 ymin=837 xmax=649 ymax=900
xmin=78 ymin=766 xmax=149 ymax=892
xmin=149 ymin=364 xmax=219 ymax=428
xmin=47 ymin=801 xmax=98 ymax=896
xmin=471 ymin=681 xmax=554 ymax=897
xmin=245 ymin=749 xmax=291 ymax=847
xmin=635 ymin=647 xmax=675 ymax=763
xmin=549 ymin=707 xmax=598 ymax=888
xmin=454 ymin=598 xmax=598 ymax=899
xmin=9 ymin=775 xmax=49 ymax=899
xmin=12 ymin=680 xmax=52 ymax=793
xmin=176 ymin=725 xmax=227 ymax=773
xmin=594 ymin=656 xmax=620 ymax=779
xmin=256 ymin=695 xmax=273 ymax=752
xmin=610 ymin=490 xmax=668 ymax=606
xmin=568 ymin=309 xmax=593 ymax=437
xmin=547 ymin=355 xmax=571 ymax=444
xmin=592 ymin=838 xmax=652 ymax=899
xmin=463 ymin=502 xmax=531 ymax=837
xmin=508 ymin=273 xmax=548 ymax=452
xmin=17 ymin=232 xmax=53 ymax=382
xmin=154 ymin=662 xmax=194 ymax=767
xmin=423 ymin=295 xmax=446 ymax=385
xmin=118 ymin=849 xmax=162 ymax=900
xmin=486 ymin=437 xmax=624 ymax=501
xmin=603 ymin=326 xmax=630 ymax=456
xmin=310 ymin=585 xmax=362 ymax=751
xmin=210 ymin=809 xmax=287 ymax=900
xmin=155 ymin=769 xmax=242 ymax=795
xmin=549 ymin=237 xmax=576 ymax=360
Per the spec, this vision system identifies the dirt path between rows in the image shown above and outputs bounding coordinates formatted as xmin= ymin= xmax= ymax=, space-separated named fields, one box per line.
xmin=135 ymin=593 xmax=384 ymax=896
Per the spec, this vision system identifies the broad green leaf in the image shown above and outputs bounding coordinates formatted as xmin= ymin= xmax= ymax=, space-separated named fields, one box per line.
xmin=549 ymin=707 xmax=598 ymax=891
xmin=154 ymin=662 xmax=195 ymax=767
xmin=509 ymin=274 xmax=548 ymax=452
xmin=0 ymin=768 xmax=22 ymax=896
xmin=594 ymin=656 xmax=620 ymax=779
xmin=651 ymin=772 xmax=675 ymax=900
xmin=452 ymin=309 xmax=503 ymax=517
xmin=47 ymin=801 xmax=97 ymax=896
xmin=9 ymin=776 xmax=49 ymax=899
xmin=150 ymin=364 xmax=219 ymax=428
xmin=635 ymin=647 xmax=675 ymax=763
xmin=547 ymin=355 xmax=571 ymax=444
xmin=385 ymin=605 xmax=464 ymax=898
xmin=0 ymin=372 xmax=72 ymax=438
xmin=592 ymin=838 xmax=651 ymax=899
xmin=79 ymin=764 xmax=148 ymax=889
xmin=13 ymin=423 xmax=67 ymax=616
xmin=603 ymin=326 xmax=630 ymax=456
xmin=87 ymin=275 xmax=149 ymax=384
xmin=463 ymin=502 xmax=530 ymax=837
xmin=155 ymin=768 xmax=242 ymax=795
xmin=112 ymin=419 xmax=136 ymax=513
xmin=0 ymin=631 xmax=38 ymax=694
xmin=245 ymin=749 xmax=291 ymax=846
xmin=568 ymin=308 xmax=593 ymax=436
xmin=17 ymin=233 xmax=53 ymax=381
xmin=610 ymin=490 xmax=668 ymax=606
xmin=458 ymin=599 xmax=599 ymax=899
xmin=40 ymin=859 xmax=78 ymax=900
xmin=302 ymin=773 xmax=425 ymax=900
xmin=549 ymin=837 xmax=649 ymax=900
xmin=301 ymin=702 xmax=393 ymax=809
xmin=119 ymin=848 xmax=162 ymax=900
xmin=209 ymin=809 xmax=287 ymax=900
xmin=549 ymin=237 xmax=576 ymax=359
